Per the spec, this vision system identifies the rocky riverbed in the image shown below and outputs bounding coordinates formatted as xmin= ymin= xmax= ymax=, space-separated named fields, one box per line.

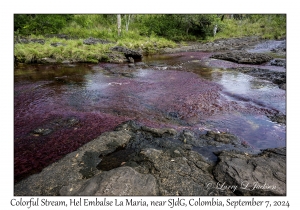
xmin=14 ymin=36 xmax=286 ymax=196
xmin=14 ymin=121 xmax=285 ymax=196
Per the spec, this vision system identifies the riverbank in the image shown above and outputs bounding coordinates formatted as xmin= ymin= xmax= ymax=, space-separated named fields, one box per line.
xmin=14 ymin=35 xmax=176 ymax=64
xmin=14 ymin=35 xmax=285 ymax=65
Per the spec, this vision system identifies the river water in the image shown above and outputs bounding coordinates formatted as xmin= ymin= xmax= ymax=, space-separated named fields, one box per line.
xmin=14 ymin=50 xmax=286 ymax=182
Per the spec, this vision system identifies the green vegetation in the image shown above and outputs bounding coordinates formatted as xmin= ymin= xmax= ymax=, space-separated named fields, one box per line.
xmin=211 ymin=14 xmax=286 ymax=40
xmin=14 ymin=14 xmax=286 ymax=63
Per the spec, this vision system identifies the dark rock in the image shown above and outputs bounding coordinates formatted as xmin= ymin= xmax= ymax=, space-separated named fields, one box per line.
xmin=29 ymin=39 xmax=45 ymax=45
xmin=14 ymin=55 xmax=19 ymax=66
xmin=14 ymin=129 xmax=132 ymax=196
xmin=270 ymin=59 xmax=286 ymax=68
xmin=79 ymin=151 xmax=102 ymax=179
xmin=16 ymin=38 xmax=30 ymax=44
xmin=111 ymin=46 xmax=143 ymax=60
xmin=128 ymin=63 xmax=135 ymax=68
xmin=121 ymin=72 xmax=135 ymax=78
xmin=211 ymin=51 xmax=273 ymax=64
xmin=50 ymin=42 xmax=66 ymax=47
xmin=31 ymin=117 xmax=80 ymax=138
xmin=161 ymin=36 xmax=263 ymax=53
xmin=14 ymin=121 xmax=283 ymax=196
xmin=97 ymin=146 xmax=135 ymax=171
xmin=83 ymin=37 xmax=112 ymax=45
xmin=270 ymin=40 xmax=286 ymax=52
xmin=140 ymin=126 xmax=177 ymax=137
xmin=40 ymin=58 xmax=57 ymax=64
xmin=60 ymin=166 xmax=158 ymax=196
xmin=135 ymin=62 xmax=148 ymax=67
xmin=16 ymin=38 xmax=45 ymax=45
xmin=45 ymin=34 xmax=72 ymax=39
xmin=267 ymin=113 xmax=286 ymax=124
xmin=205 ymin=131 xmax=240 ymax=145
xmin=32 ymin=128 xmax=52 ymax=136
xmin=107 ymin=52 xmax=127 ymax=63
xmin=213 ymin=148 xmax=286 ymax=196
xmin=279 ymin=83 xmax=286 ymax=90
xmin=168 ymin=111 xmax=180 ymax=119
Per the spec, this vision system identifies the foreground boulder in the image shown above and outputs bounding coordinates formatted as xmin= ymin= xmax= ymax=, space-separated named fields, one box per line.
xmin=14 ymin=121 xmax=285 ymax=196
xmin=211 ymin=51 xmax=273 ymax=64
xmin=213 ymin=148 xmax=286 ymax=196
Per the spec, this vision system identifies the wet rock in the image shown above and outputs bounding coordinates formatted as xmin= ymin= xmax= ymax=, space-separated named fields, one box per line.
xmin=128 ymin=57 xmax=134 ymax=63
xmin=211 ymin=51 xmax=273 ymax=64
xmin=97 ymin=146 xmax=135 ymax=171
xmin=270 ymin=59 xmax=286 ymax=68
xmin=267 ymin=113 xmax=286 ymax=124
xmin=60 ymin=166 xmax=158 ymax=196
xmin=168 ymin=111 xmax=180 ymax=119
xmin=205 ymin=131 xmax=240 ymax=145
xmin=279 ymin=83 xmax=286 ymax=90
xmin=32 ymin=128 xmax=52 ymax=136
xmin=111 ymin=46 xmax=143 ymax=60
xmin=14 ymin=121 xmax=283 ymax=196
xmin=83 ymin=37 xmax=112 ymax=45
xmin=213 ymin=147 xmax=286 ymax=196
xmin=14 ymin=129 xmax=132 ymax=196
xmin=231 ymin=67 xmax=286 ymax=90
xmin=54 ymin=76 xmax=68 ymax=83
xmin=128 ymin=63 xmax=135 ymax=68
xmin=135 ymin=62 xmax=148 ymax=67
xmin=40 ymin=57 xmax=57 ymax=63
xmin=270 ymin=40 xmax=286 ymax=53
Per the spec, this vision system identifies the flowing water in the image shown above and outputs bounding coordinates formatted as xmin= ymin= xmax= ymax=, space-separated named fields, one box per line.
xmin=14 ymin=49 xmax=286 ymax=182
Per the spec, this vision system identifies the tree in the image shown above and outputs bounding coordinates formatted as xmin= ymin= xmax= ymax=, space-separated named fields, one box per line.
xmin=14 ymin=14 xmax=73 ymax=35
xmin=117 ymin=14 xmax=121 ymax=36
xmin=124 ymin=14 xmax=133 ymax=31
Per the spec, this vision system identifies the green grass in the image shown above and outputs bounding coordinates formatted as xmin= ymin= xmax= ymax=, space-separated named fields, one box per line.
xmin=14 ymin=34 xmax=177 ymax=63
xmin=207 ymin=16 xmax=286 ymax=42
xmin=15 ymin=38 xmax=111 ymax=63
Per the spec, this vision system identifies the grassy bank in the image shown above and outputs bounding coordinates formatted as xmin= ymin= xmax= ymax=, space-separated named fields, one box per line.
xmin=14 ymin=35 xmax=176 ymax=63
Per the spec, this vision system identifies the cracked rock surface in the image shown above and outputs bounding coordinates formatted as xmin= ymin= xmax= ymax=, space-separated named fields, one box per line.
xmin=14 ymin=121 xmax=286 ymax=196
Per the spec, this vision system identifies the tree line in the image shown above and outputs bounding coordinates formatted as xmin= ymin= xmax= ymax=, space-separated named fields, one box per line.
xmin=14 ymin=14 xmax=286 ymax=41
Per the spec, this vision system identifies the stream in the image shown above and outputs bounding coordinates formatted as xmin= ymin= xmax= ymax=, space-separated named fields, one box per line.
xmin=14 ymin=41 xmax=286 ymax=183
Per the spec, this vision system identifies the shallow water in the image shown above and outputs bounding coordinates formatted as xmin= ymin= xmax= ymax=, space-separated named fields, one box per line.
xmin=14 ymin=50 xmax=286 ymax=182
